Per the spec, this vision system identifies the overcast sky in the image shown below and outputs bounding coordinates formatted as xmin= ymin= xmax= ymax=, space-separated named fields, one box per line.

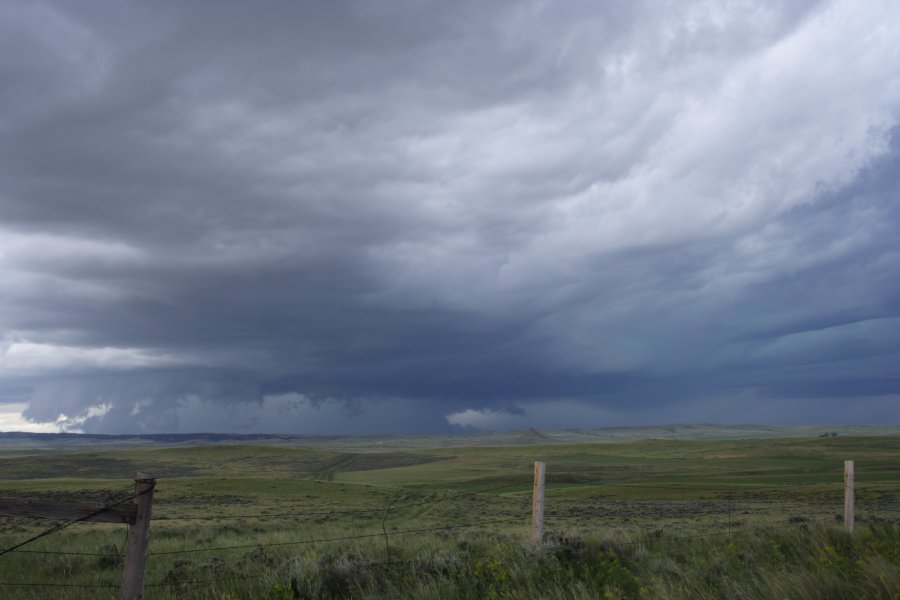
xmin=1 ymin=0 xmax=898 ymax=435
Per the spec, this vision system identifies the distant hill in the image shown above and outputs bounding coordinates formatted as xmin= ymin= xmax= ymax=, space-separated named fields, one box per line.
xmin=1 ymin=423 xmax=898 ymax=452
xmin=0 ymin=431 xmax=317 ymax=451
xmin=515 ymin=427 xmax=548 ymax=442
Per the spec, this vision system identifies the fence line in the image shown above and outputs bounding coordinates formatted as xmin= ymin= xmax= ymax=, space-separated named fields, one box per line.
xmin=147 ymin=517 xmax=523 ymax=556
xmin=1 ymin=458 xmax=897 ymax=596
xmin=0 ymin=474 xmax=155 ymax=599
xmin=0 ymin=485 xmax=136 ymax=558
xmin=10 ymin=548 xmax=122 ymax=557
xmin=0 ymin=581 xmax=121 ymax=589
xmin=124 ymin=518 xmax=871 ymax=592
xmin=0 ymin=517 xmax=855 ymax=593
xmin=151 ymin=480 xmax=529 ymax=522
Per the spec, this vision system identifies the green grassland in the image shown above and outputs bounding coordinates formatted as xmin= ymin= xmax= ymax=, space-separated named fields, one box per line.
xmin=0 ymin=430 xmax=898 ymax=598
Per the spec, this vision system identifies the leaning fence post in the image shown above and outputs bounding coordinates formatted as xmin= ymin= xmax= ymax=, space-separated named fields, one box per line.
xmin=844 ymin=460 xmax=854 ymax=535
xmin=120 ymin=472 xmax=156 ymax=600
xmin=532 ymin=460 xmax=546 ymax=543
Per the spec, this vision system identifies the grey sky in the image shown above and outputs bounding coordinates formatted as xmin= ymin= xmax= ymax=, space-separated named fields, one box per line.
xmin=1 ymin=0 xmax=898 ymax=434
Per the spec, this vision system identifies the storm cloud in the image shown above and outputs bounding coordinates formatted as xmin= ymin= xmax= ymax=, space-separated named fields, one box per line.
xmin=1 ymin=0 xmax=899 ymax=433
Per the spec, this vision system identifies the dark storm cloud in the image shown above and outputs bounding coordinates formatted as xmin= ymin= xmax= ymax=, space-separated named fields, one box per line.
xmin=1 ymin=0 xmax=899 ymax=433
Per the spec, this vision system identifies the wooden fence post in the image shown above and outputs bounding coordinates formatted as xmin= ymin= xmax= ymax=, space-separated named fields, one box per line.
xmin=532 ymin=460 xmax=546 ymax=543
xmin=844 ymin=460 xmax=854 ymax=535
xmin=120 ymin=472 xmax=156 ymax=600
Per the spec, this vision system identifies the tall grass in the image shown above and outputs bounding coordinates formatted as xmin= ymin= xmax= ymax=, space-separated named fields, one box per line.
xmin=142 ymin=522 xmax=900 ymax=599
xmin=1 ymin=435 xmax=898 ymax=598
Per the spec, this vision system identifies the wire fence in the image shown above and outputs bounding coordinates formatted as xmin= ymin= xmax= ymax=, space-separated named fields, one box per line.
xmin=0 ymin=469 xmax=898 ymax=595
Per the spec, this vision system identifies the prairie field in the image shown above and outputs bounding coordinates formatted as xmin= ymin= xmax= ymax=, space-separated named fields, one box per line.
xmin=0 ymin=428 xmax=898 ymax=599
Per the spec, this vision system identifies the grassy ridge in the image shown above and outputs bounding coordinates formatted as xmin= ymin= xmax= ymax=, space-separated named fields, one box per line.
xmin=0 ymin=434 xmax=897 ymax=598
xmin=2 ymin=423 xmax=899 ymax=452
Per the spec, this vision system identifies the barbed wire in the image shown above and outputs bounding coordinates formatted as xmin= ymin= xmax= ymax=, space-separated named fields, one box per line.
xmin=143 ymin=552 xmax=507 ymax=590
xmin=8 ymin=548 xmax=122 ymax=557
xmin=138 ymin=519 xmax=868 ymax=591
xmin=146 ymin=476 xmax=900 ymax=525
xmin=0 ymin=517 xmax=858 ymax=588
xmin=0 ymin=484 xmax=140 ymax=559
xmin=0 ymin=509 xmax=883 ymax=591
xmin=0 ymin=581 xmax=119 ymax=588
xmin=152 ymin=481 xmax=529 ymax=522
xmin=540 ymin=516 xmax=843 ymax=550
xmin=148 ymin=517 xmax=523 ymax=556
xmin=146 ymin=508 xmax=859 ymax=562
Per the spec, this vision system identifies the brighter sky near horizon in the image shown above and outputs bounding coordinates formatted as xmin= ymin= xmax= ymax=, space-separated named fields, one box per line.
xmin=1 ymin=0 xmax=899 ymax=434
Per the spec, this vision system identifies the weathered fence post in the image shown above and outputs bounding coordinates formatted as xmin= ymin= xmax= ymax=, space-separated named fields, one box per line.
xmin=532 ymin=460 xmax=546 ymax=543
xmin=120 ymin=472 xmax=156 ymax=600
xmin=844 ymin=460 xmax=854 ymax=535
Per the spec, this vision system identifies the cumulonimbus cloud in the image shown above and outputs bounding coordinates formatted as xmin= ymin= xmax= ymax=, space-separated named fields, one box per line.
xmin=0 ymin=0 xmax=898 ymax=433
